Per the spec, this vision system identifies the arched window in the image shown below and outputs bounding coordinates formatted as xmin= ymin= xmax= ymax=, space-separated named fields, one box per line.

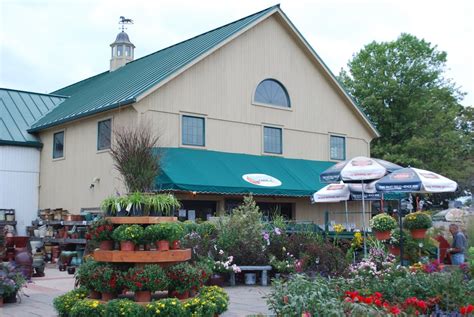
xmin=254 ymin=79 xmax=290 ymax=108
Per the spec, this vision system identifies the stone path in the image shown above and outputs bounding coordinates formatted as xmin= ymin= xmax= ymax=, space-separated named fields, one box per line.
xmin=0 ymin=267 xmax=272 ymax=317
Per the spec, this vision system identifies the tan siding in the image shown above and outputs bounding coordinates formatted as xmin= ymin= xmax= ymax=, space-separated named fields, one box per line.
xmin=38 ymin=108 xmax=137 ymax=212
xmin=136 ymin=15 xmax=373 ymax=161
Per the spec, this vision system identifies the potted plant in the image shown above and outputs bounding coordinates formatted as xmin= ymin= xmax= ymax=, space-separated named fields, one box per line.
xmin=88 ymin=218 xmax=114 ymax=250
xmin=0 ymin=262 xmax=27 ymax=304
xmin=53 ymin=287 xmax=89 ymax=317
xmin=104 ymin=299 xmax=145 ymax=317
xmin=186 ymin=296 xmax=218 ymax=316
xmin=69 ymin=299 xmax=106 ymax=317
xmin=126 ymin=192 xmax=146 ymax=216
xmin=269 ymin=254 xmax=295 ymax=278
xmin=90 ymin=264 xmax=122 ymax=301
xmin=144 ymin=298 xmax=188 ymax=317
xmin=145 ymin=223 xmax=173 ymax=251
xmin=112 ymin=224 xmax=144 ymax=251
xmin=124 ymin=265 xmax=168 ymax=302
xmin=166 ymin=262 xmax=200 ymax=299
xmin=370 ymin=213 xmax=397 ymax=240
xmin=145 ymin=194 xmax=181 ymax=216
xmin=198 ymin=286 xmax=229 ymax=316
xmin=388 ymin=228 xmax=410 ymax=256
xmin=75 ymin=260 xmax=101 ymax=299
xmin=403 ymin=212 xmax=432 ymax=239
xmin=100 ymin=196 xmax=119 ymax=216
xmin=169 ymin=222 xmax=185 ymax=249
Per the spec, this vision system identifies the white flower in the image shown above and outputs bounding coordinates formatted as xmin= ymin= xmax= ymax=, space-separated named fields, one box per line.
xmin=219 ymin=249 xmax=224 ymax=255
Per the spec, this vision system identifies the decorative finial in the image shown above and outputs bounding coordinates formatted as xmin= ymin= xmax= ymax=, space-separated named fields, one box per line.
xmin=118 ymin=16 xmax=133 ymax=32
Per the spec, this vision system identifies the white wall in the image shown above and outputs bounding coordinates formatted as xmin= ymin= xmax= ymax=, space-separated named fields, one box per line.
xmin=0 ymin=145 xmax=40 ymax=235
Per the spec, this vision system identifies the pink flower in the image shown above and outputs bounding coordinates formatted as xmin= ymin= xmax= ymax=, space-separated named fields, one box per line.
xmin=274 ymin=228 xmax=282 ymax=235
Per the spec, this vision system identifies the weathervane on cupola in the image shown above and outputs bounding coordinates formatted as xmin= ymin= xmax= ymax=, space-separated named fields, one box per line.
xmin=110 ymin=16 xmax=135 ymax=72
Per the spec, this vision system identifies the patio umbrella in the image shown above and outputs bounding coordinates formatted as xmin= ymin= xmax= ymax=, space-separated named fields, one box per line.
xmin=311 ymin=182 xmax=381 ymax=227
xmin=375 ymin=167 xmax=458 ymax=193
xmin=375 ymin=167 xmax=458 ymax=263
xmin=320 ymin=156 xmax=403 ymax=256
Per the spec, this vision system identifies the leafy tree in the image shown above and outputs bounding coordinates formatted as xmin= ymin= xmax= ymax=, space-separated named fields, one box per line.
xmin=339 ymin=33 xmax=473 ymax=192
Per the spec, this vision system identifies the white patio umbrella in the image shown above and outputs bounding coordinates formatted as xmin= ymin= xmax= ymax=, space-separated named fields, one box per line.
xmin=312 ymin=182 xmax=381 ymax=228
xmin=319 ymin=157 xmax=403 ymax=256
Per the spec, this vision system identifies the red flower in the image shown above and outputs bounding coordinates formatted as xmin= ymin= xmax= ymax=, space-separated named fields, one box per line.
xmin=460 ymin=304 xmax=474 ymax=315
xmin=390 ymin=306 xmax=401 ymax=315
xmin=283 ymin=295 xmax=288 ymax=304
xmin=373 ymin=292 xmax=382 ymax=299
xmin=374 ymin=299 xmax=382 ymax=307
xmin=363 ymin=297 xmax=373 ymax=305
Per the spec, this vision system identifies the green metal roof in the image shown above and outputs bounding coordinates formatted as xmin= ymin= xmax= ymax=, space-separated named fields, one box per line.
xmin=0 ymin=88 xmax=66 ymax=147
xmin=29 ymin=5 xmax=279 ymax=133
xmin=156 ymin=147 xmax=334 ymax=197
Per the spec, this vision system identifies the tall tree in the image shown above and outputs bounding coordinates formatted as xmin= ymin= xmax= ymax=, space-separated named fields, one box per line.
xmin=339 ymin=33 xmax=473 ymax=192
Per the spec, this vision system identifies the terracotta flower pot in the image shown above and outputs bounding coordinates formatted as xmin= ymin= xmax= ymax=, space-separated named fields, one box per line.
xmin=410 ymin=228 xmax=427 ymax=239
xmin=120 ymin=241 xmax=135 ymax=251
xmin=207 ymin=274 xmax=225 ymax=287
xmin=101 ymin=292 xmax=116 ymax=301
xmin=134 ymin=290 xmax=152 ymax=302
xmin=171 ymin=240 xmax=181 ymax=250
xmin=170 ymin=290 xmax=189 ymax=300
xmin=157 ymin=240 xmax=169 ymax=251
xmin=89 ymin=290 xmax=101 ymax=299
xmin=388 ymin=245 xmax=400 ymax=256
xmin=374 ymin=230 xmax=391 ymax=241
xmin=99 ymin=240 xmax=114 ymax=251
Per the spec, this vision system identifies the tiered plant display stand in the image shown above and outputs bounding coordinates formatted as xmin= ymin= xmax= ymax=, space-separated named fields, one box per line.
xmin=92 ymin=216 xmax=192 ymax=304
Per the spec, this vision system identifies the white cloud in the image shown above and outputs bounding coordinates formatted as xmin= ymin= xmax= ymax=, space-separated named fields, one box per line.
xmin=0 ymin=0 xmax=472 ymax=106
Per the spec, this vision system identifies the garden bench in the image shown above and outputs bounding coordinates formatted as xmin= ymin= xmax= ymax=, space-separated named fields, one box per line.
xmin=229 ymin=265 xmax=272 ymax=286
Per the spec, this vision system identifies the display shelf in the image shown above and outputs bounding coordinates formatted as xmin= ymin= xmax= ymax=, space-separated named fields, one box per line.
xmin=106 ymin=216 xmax=177 ymax=224
xmin=93 ymin=249 xmax=191 ymax=263
xmin=30 ymin=237 xmax=87 ymax=244
xmin=32 ymin=220 xmax=90 ymax=226
xmin=0 ymin=221 xmax=17 ymax=226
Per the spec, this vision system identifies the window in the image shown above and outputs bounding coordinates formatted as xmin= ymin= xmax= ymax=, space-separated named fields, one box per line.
xmin=97 ymin=119 xmax=112 ymax=150
xmin=264 ymin=126 xmax=282 ymax=154
xmin=117 ymin=45 xmax=123 ymax=56
xmin=182 ymin=115 xmax=205 ymax=146
xmin=330 ymin=135 xmax=346 ymax=160
xmin=53 ymin=131 xmax=64 ymax=159
xmin=254 ymin=79 xmax=290 ymax=108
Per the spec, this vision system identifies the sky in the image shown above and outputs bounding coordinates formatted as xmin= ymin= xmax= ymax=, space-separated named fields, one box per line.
xmin=0 ymin=0 xmax=473 ymax=107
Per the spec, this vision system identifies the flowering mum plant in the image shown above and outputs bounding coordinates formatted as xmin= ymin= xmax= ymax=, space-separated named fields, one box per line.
xmin=0 ymin=262 xmax=26 ymax=297
xmin=104 ymin=299 xmax=145 ymax=317
xmin=90 ymin=264 xmax=122 ymax=294
xmin=87 ymin=218 xmax=114 ymax=242
xmin=166 ymin=263 xmax=201 ymax=293
xmin=198 ymin=286 xmax=229 ymax=314
xmin=69 ymin=299 xmax=106 ymax=317
xmin=184 ymin=296 xmax=218 ymax=316
xmin=145 ymin=298 xmax=187 ymax=317
xmin=269 ymin=254 xmax=296 ymax=274
xmin=124 ymin=265 xmax=168 ymax=292
xmin=370 ymin=213 xmax=397 ymax=232
xmin=75 ymin=259 xmax=100 ymax=290
xmin=53 ymin=287 xmax=89 ymax=317
xmin=403 ymin=212 xmax=432 ymax=230
xmin=348 ymin=247 xmax=396 ymax=278
xmin=112 ymin=224 xmax=144 ymax=244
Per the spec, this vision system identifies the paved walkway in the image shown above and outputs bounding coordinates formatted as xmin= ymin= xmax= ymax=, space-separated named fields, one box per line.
xmin=0 ymin=267 xmax=272 ymax=317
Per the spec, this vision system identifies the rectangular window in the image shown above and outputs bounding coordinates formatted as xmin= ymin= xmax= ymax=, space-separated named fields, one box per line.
xmin=264 ymin=126 xmax=282 ymax=154
xmin=97 ymin=119 xmax=112 ymax=150
xmin=53 ymin=131 xmax=64 ymax=159
xmin=330 ymin=135 xmax=346 ymax=160
xmin=182 ymin=115 xmax=205 ymax=146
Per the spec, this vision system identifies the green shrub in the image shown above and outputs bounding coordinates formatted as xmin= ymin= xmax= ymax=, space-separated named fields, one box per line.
xmin=104 ymin=299 xmax=145 ymax=317
xmin=75 ymin=259 xmax=101 ymax=290
xmin=53 ymin=287 xmax=89 ymax=317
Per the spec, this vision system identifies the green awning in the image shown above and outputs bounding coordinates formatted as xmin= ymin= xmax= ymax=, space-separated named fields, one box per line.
xmin=155 ymin=148 xmax=334 ymax=197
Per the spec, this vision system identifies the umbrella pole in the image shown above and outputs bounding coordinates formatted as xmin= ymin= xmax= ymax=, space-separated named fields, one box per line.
xmin=361 ymin=180 xmax=367 ymax=257
xmin=345 ymin=200 xmax=349 ymax=228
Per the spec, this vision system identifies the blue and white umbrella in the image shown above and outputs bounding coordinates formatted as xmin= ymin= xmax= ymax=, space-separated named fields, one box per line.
xmin=375 ymin=167 xmax=458 ymax=193
xmin=319 ymin=156 xmax=403 ymax=256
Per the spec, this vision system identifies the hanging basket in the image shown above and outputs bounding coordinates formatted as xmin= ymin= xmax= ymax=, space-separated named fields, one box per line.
xmin=388 ymin=245 xmax=400 ymax=256
xmin=410 ymin=228 xmax=427 ymax=239
xmin=374 ymin=230 xmax=391 ymax=241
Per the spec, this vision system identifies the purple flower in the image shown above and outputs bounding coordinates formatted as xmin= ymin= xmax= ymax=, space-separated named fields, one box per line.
xmin=274 ymin=228 xmax=282 ymax=235
xmin=263 ymin=232 xmax=270 ymax=240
